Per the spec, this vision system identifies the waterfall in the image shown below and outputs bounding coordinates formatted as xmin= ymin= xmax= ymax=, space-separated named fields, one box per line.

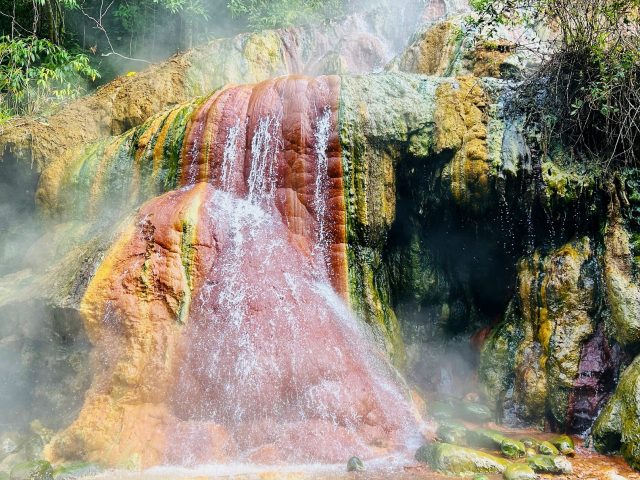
xmin=247 ymin=115 xmax=282 ymax=204
xmin=312 ymin=106 xmax=332 ymax=271
xmin=220 ymin=119 xmax=243 ymax=192
xmin=44 ymin=76 xmax=419 ymax=468
xmin=171 ymin=189 xmax=415 ymax=463
xmin=167 ymin=99 xmax=416 ymax=463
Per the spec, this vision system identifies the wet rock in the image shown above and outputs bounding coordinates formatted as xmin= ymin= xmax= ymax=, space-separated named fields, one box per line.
xmin=592 ymin=355 xmax=640 ymax=469
xmin=417 ymin=442 xmax=510 ymax=475
xmin=430 ymin=401 xmax=456 ymax=421
xmin=459 ymin=401 xmax=493 ymax=423
xmin=479 ymin=238 xmax=601 ymax=428
xmin=479 ymin=312 xmax=524 ymax=413
xmin=537 ymin=441 xmax=558 ymax=456
xmin=0 ymin=434 xmax=21 ymax=458
xmin=346 ymin=456 xmax=364 ymax=472
xmin=500 ymin=438 xmax=526 ymax=459
xmin=393 ymin=21 xmax=462 ymax=76
xmin=437 ymin=77 xmax=492 ymax=213
xmin=550 ymin=435 xmax=575 ymax=457
xmin=466 ymin=428 xmax=508 ymax=449
xmin=436 ymin=422 xmax=467 ymax=445
xmin=472 ymin=40 xmax=518 ymax=78
xmin=568 ymin=322 xmax=623 ymax=434
xmin=340 ymin=73 xmax=446 ymax=361
xmin=603 ymin=205 xmax=640 ymax=349
xmin=503 ymin=463 xmax=537 ymax=480
xmin=429 ymin=397 xmax=492 ymax=424
xmin=9 ymin=461 xmax=53 ymax=480
xmin=415 ymin=443 xmax=434 ymax=464
xmin=527 ymin=454 xmax=573 ymax=474
xmin=519 ymin=437 xmax=537 ymax=449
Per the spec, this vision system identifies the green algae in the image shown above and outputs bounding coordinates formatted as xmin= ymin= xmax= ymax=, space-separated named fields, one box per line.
xmin=537 ymin=441 xmax=559 ymax=456
xmin=478 ymin=303 xmax=524 ymax=410
xmin=526 ymin=454 xmax=573 ymax=474
xmin=47 ymin=100 xmax=196 ymax=224
xmin=9 ymin=460 xmax=53 ymax=480
xmin=436 ymin=421 xmax=468 ymax=445
xmin=503 ymin=463 xmax=537 ymax=480
xmin=479 ymin=238 xmax=598 ymax=427
xmin=346 ymin=456 xmax=365 ymax=472
xmin=177 ymin=219 xmax=197 ymax=325
xmin=338 ymin=74 xmax=441 ymax=363
xmin=549 ymin=435 xmax=575 ymax=456
xmin=416 ymin=442 xmax=511 ymax=475
xmin=500 ymin=438 xmax=526 ymax=459
xmin=466 ymin=428 xmax=509 ymax=450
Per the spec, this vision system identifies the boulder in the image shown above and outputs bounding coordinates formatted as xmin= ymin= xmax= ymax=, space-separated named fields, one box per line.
xmin=503 ymin=463 xmax=537 ymax=480
xmin=417 ymin=442 xmax=510 ymax=475
xmin=346 ymin=456 xmax=365 ymax=472
xmin=527 ymin=455 xmax=573 ymax=474
xmin=500 ymin=438 xmax=526 ymax=459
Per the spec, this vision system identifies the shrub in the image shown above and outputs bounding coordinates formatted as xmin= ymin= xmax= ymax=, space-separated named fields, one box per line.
xmin=471 ymin=0 xmax=640 ymax=169
xmin=0 ymin=34 xmax=99 ymax=117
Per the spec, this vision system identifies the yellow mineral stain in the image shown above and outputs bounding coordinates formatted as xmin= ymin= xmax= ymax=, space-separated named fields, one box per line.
xmin=434 ymin=77 xmax=490 ymax=211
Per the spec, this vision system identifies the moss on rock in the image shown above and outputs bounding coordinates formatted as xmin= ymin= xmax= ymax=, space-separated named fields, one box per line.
xmin=416 ymin=442 xmax=511 ymax=475
xmin=593 ymin=355 xmax=640 ymax=469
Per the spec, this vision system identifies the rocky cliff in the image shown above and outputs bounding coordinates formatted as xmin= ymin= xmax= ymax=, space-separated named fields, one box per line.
xmin=1 ymin=1 xmax=640 ymax=473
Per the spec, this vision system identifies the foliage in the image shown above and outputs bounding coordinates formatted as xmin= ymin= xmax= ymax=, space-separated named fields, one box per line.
xmin=470 ymin=0 xmax=640 ymax=169
xmin=0 ymin=34 xmax=99 ymax=116
xmin=227 ymin=0 xmax=348 ymax=29
xmin=0 ymin=0 xmax=352 ymax=120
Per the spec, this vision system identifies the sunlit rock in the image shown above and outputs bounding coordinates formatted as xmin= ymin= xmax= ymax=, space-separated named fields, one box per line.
xmin=503 ymin=463 xmax=537 ymax=480
xmin=417 ymin=442 xmax=511 ymax=475
xmin=526 ymin=454 xmax=573 ymax=474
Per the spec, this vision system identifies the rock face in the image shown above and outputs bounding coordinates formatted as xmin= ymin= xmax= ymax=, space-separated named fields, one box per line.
xmin=45 ymin=184 xmax=416 ymax=467
xmin=4 ymin=0 xmax=640 ymax=474
xmin=36 ymin=72 xmax=508 ymax=364
xmin=5 ymin=68 xmax=512 ymax=467
xmin=35 ymin=73 xmax=444 ymax=467
xmin=603 ymin=200 xmax=640 ymax=349
xmin=479 ymin=238 xmax=602 ymax=428
xmin=0 ymin=0 xmax=433 ymax=176
xmin=592 ymin=355 xmax=640 ymax=470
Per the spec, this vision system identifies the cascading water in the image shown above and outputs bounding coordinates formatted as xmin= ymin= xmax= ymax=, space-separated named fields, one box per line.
xmin=171 ymin=190 xmax=416 ymax=464
xmin=44 ymin=76 xmax=422 ymax=470
xmin=247 ymin=115 xmax=282 ymax=203
xmin=312 ymin=106 xmax=332 ymax=270
xmin=168 ymin=101 xmax=418 ymax=464
xmin=220 ymin=119 xmax=243 ymax=192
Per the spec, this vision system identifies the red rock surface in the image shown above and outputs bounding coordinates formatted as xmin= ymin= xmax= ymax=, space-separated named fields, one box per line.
xmin=179 ymin=76 xmax=347 ymax=297
xmin=45 ymin=77 xmax=417 ymax=467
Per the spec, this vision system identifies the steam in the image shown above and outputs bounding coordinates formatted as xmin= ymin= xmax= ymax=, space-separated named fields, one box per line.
xmin=78 ymin=0 xmax=449 ymax=79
